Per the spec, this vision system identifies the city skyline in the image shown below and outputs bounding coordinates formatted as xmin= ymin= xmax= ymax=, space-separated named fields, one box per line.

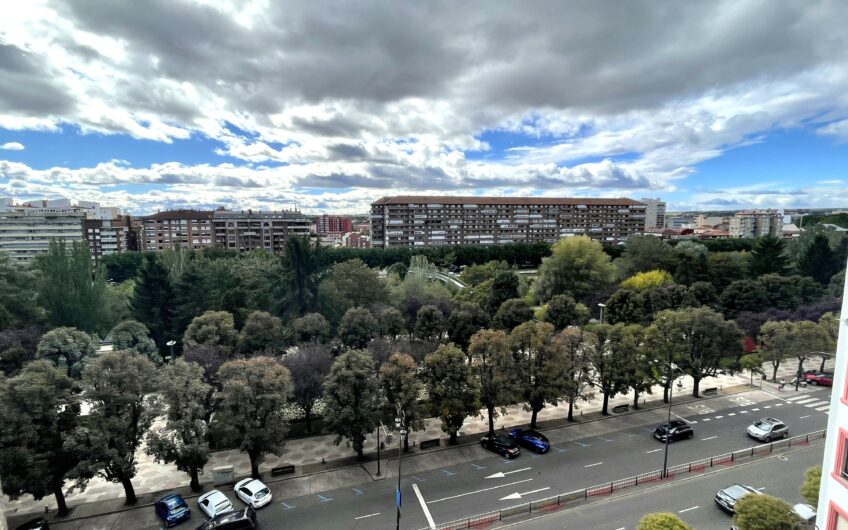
xmin=2 ymin=2 xmax=848 ymax=216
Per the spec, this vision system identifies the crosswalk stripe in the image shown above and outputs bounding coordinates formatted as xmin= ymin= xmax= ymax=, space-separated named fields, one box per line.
xmin=805 ymin=401 xmax=829 ymax=408
xmin=815 ymin=406 xmax=830 ymax=411
xmin=793 ymin=398 xmax=818 ymax=405
xmin=784 ymin=395 xmax=804 ymax=401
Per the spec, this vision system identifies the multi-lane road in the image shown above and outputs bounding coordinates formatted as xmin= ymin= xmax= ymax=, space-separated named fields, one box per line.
xmin=49 ymin=386 xmax=832 ymax=529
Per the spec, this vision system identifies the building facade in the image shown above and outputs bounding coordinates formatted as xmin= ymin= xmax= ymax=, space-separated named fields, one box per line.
xmin=728 ymin=209 xmax=783 ymax=238
xmin=212 ymin=210 xmax=311 ymax=253
xmin=139 ymin=210 xmax=214 ymax=251
xmin=371 ymin=196 xmax=646 ymax=247
xmin=83 ymin=216 xmax=136 ymax=261
xmin=639 ymin=198 xmax=666 ymax=229
xmin=314 ymin=214 xmax=353 ymax=235
xmin=0 ymin=204 xmax=87 ymax=262
xmin=342 ymin=231 xmax=371 ymax=248
xmin=817 ymin=258 xmax=848 ymax=530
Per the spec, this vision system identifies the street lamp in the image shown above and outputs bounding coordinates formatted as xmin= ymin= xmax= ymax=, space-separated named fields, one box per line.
xmin=395 ymin=411 xmax=406 ymax=530
xmin=376 ymin=422 xmax=387 ymax=477
xmin=165 ymin=340 xmax=176 ymax=363
xmin=662 ymin=361 xmax=682 ymax=479
xmin=598 ymin=303 xmax=606 ymax=324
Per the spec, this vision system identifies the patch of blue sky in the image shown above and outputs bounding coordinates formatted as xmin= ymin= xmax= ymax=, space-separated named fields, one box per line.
xmin=466 ymin=129 xmax=561 ymax=161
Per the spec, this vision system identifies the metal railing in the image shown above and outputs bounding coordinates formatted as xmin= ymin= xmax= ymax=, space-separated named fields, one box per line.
xmin=423 ymin=429 xmax=826 ymax=530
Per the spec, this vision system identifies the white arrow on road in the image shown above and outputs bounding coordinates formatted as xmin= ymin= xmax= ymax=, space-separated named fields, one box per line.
xmin=499 ymin=487 xmax=550 ymax=501
xmin=485 ymin=467 xmax=532 ymax=479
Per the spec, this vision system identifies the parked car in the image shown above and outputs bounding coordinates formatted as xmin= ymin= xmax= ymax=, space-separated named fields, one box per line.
xmin=653 ymin=420 xmax=694 ymax=442
xmin=155 ymin=493 xmax=192 ymax=527
xmin=234 ymin=479 xmax=272 ymax=509
xmin=714 ymin=484 xmax=761 ymax=513
xmin=803 ymin=371 xmax=834 ymax=386
xmin=746 ymin=417 xmax=788 ymax=442
xmin=15 ymin=519 xmax=49 ymax=530
xmin=480 ymin=433 xmax=520 ymax=458
xmin=198 ymin=490 xmax=235 ymax=519
xmin=508 ymin=428 xmax=551 ymax=453
xmin=196 ymin=506 xmax=257 ymax=530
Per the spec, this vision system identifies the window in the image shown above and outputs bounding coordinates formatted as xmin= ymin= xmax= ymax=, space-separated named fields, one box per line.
xmin=842 ymin=435 xmax=848 ymax=481
xmin=836 ymin=428 xmax=848 ymax=488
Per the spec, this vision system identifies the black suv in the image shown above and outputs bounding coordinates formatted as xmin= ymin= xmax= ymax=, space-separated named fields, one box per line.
xmin=480 ymin=433 xmax=520 ymax=458
xmin=653 ymin=420 xmax=694 ymax=442
xmin=196 ymin=506 xmax=257 ymax=530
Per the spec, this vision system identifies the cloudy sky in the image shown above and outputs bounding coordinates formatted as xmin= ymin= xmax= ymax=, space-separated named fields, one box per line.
xmin=1 ymin=0 xmax=848 ymax=215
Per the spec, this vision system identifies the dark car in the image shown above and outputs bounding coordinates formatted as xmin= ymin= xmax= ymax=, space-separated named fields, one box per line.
xmin=480 ymin=433 xmax=520 ymax=458
xmin=508 ymin=428 xmax=551 ymax=453
xmin=714 ymin=484 xmax=761 ymax=513
xmin=196 ymin=506 xmax=257 ymax=530
xmin=803 ymin=371 xmax=834 ymax=386
xmin=155 ymin=493 xmax=192 ymax=527
xmin=15 ymin=519 xmax=49 ymax=530
xmin=653 ymin=420 xmax=694 ymax=442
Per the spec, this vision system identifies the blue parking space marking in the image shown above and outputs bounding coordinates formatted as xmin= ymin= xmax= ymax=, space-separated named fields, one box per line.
xmin=574 ymin=441 xmax=590 ymax=447
xmin=503 ymin=458 xmax=515 ymax=464
xmin=441 ymin=469 xmax=456 ymax=476
xmin=411 ymin=475 xmax=427 ymax=482
xmin=280 ymin=502 xmax=296 ymax=510
xmin=317 ymin=494 xmax=334 ymax=502
xmin=598 ymin=436 xmax=614 ymax=443
xmin=470 ymin=463 xmax=486 ymax=470
xmin=554 ymin=446 xmax=568 ymax=453
xmin=352 ymin=488 xmax=364 ymax=495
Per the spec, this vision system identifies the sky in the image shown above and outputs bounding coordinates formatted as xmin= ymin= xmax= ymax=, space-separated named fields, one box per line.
xmin=1 ymin=1 xmax=848 ymax=215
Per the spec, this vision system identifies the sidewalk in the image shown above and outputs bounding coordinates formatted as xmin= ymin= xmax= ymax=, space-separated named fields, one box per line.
xmin=1 ymin=360 xmax=828 ymax=521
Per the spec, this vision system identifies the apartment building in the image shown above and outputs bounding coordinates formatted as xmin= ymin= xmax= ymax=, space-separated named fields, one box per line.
xmin=314 ymin=214 xmax=353 ymax=235
xmin=139 ymin=210 xmax=215 ymax=251
xmin=639 ymin=198 xmax=666 ymax=229
xmin=728 ymin=209 xmax=783 ymax=238
xmin=0 ymin=204 xmax=86 ymax=262
xmin=83 ymin=216 xmax=139 ymax=262
xmin=817 ymin=257 xmax=848 ymax=529
xmin=212 ymin=210 xmax=311 ymax=253
xmin=342 ymin=231 xmax=371 ymax=248
xmin=371 ymin=196 xmax=646 ymax=247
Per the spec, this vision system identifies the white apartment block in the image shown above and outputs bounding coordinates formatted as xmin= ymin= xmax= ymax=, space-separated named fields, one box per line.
xmin=728 ymin=209 xmax=783 ymax=238
xmin=639 ymin=198 xmax=666 ymax=229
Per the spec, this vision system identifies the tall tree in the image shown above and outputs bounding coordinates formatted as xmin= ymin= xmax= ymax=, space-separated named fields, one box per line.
xmin=131 ymin=253 xmax=175 ymax=352
xmin=672 ymin=241 xmax=710 ymax=286
xmin=276 ymin=236 xmax=322 ymax=317
xmin=616 ymin=235 xmax=675 ymax=279
xmin=183 ymin=343 xmax=230 ymax=449
xmin=282 ymin=343 xmax=333 ymax=434
xmin=338 ymin=307 xmax=379 ymax=349
xmin=541 ymin=294 xmax=589 ymax=329
xmin=322 ymin=349 xmax=381 ymax=460
xmin=378 ymin=307 xmax=407 ymax=339
xmin=422 ymin=344 xmax=479 ymax=444
xmin=110 ymin=320 xmax=160 ymax=364
xmin=509 ymin=321 xmax=567 ymax=427
xmin=798 ymin=233 xmax=839 ymax=284
xmin=218 ymin=357 xmax=293 ymax=478
xmin=605 ymin=289 xmax=646 ymax=325
xmin=748 ymin=236 xmax=789 ymax=277
xmin=486 ymin=271 xmax=520 ymax=313
xmin=493 ymin=298 xmax=534 ymax=331
xmin=146 ymin=360 xmax=211 ymax=491
xmin=552 ymin=327 xmax=594 ymax=422
xmin=170 ymin=262 xmax=209 ymax=348
xmin=317 ymin=259 xmax=386 ymax=326
xmin=467 ymin=329 xmax=518 ymax=434
xmin=719 ymin=280 xmax=770 ymax=319
xmin=0 ymin=253 xmax=43 ymax=330
xmin=414 ymin=305 xmax=445 ymax=342
xmin=535 ymin=236 xmax=616 ymax=303
xmin=380 ymin=353 xmax=424 ymax=452
xmin=758 ymin=320 xmax=794 ymax=382
xmin=589 ymin=323 xmax=639 ymax=415
xmin=35 ymin=327 xmax=97 ymax=379
xmin=183 ymin=311 xmax=239 ymax=351
xmin=0 ymin=361 xmax=79 ymax=516
xmin=238 ymin=310 xmax=285 ymax=353
xmin=67 ymin=351 xmax=156 ymax=505
xmin=37 ymin=239 xmax=106 ymax=333
xmin=292 ymin=312 xmax=332 ymax=343
xmin=447 ymin=302 xmax=490 ymax=350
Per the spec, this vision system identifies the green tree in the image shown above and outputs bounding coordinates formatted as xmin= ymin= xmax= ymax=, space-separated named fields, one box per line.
xmin=748 ymin=236 xmax=789 ymax=277
xmin=380 ymin=353 xmax=424 ymax=452
xmin=552 ymin=327 xmax=594 ymax=422
xmin=170 ymin=262 xmax=208 ymax=349
xmin=509 ymin=321 xmax=567 ymax=427
xmin=146 ymin=360 xmax=211 ymax=491
xmin=322 ymin=349 xmax=381 ymax=459
xmin=800 ymin=466 xmax=821 ymax=506
xmin=719 ymin=279 xmax=770 ymax=319
xmin=131 ymin=253 xmax=175 ymax=351
xmin=493 ymin=298 xmax=534 ymax=331
xmin=817 ymin=311 xmax=839 ymax=371
xmin=688 ymin=281 xmax=718 ymax=308
xmin=616 ymin=236 xmax=675 ymax=279
xmin=101 ymin=252 xmax=144 ymax=283
xmin=758 ymin=274 xmax=801 ymax=310
xmin=486 ymin=271 xmax=520 ymax=313
xmin=423 ymin=344 xmax=479 ymax=444
xmin=386 ymin=262 xmax=408 ymax=280
xmin=67 ymin=351 xmax=156 ymax=504
xmin=317 ymin=259 xmax=386 ymax=326
xmin=414 ymin=305 xmax=445 ymax=341
xmin=98 ymin=281 xmax=134 ymax=339
xmin=0 ymin=254 xmax=43 ymax=330
xmin=183 ymin=311 xmax=238 ymax=351
xmin=37 ymin=239 xmax=106 ymax=333
xmin=378 ymin=307 xmax=407 ymax=339
xmin=468 ymin=329 xmax=518 ymax=434
xmin=238 ymin=310 xmax=285 ymax=353
xmin=798 ymin=233 xmax=839 ymax=284
xmin=589 ymin=323 xmax=639 ymax=415
xmin=292 ymin=312 xmax=332 ymax=343
xmin=338 ymin=307 xmax=379 ymax=349
xmin=636 ymin=512 xmax=693 ymax=530
xmin=0 ymin=361 xmax=79 ymax=516
xmin=621 ymin=270 xmax=675 ymax=291
xmin=732 ymin=493 xmax=801 ymax=530
xmin=460 ymin=260 xmax=511 ymax=287
xmin=672 ymin=241 xmax=710 ymax=286
xmin=536 ymin=236 xmax=616 ymax=303
xmin=35 ymin=327 xmax=97 ymax=379
xmin=759 ymin=320 xmax=794 ymax=382
xmin=282 ymin=343 xmax=333 ymax=434
xmin=447 ymin=302 xmax=491 ymax=350
xmin=708 ymin=251 xmax=750 ymax=291
xmin=218 ymin=356 xmax=293 ymax=478
xmin=110 ymin=320 xmax=160 ymax=364
xmin=276 ymin=236 xmax=322 ymax=317
xmin=605 ymin=289 xmax=646 ymax=324
xmin=740 ymin=353 xmax=764 ymax=386
xmin=540 ymin=294 xmax=589 ymax=329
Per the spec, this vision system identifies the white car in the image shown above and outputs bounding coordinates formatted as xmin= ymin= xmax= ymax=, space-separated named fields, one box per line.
xmin=234 ymin=478 xmax=272 ymax=509
xmin=197 ymin=489 xmax=234 ymax=519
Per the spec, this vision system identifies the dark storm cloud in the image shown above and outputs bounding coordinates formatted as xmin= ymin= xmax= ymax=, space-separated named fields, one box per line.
xmin=326 ymin=143 xmax=369 ymax=160
xmin=0 ymin=45 xmax=74 ymax=115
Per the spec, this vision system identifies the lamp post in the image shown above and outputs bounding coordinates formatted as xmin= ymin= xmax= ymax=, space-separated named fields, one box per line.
xmin=395 ymin=412 xmax=406 ymax=530
xmin=661 ymin=361 xmax=681 ymax=479
xmin=376 ymin=423 xmax=383 ymax=477
xmin=165 ymin=340 xmax=176 ymax=363
xmin=598 ymin=303 xmax=606 ymax=324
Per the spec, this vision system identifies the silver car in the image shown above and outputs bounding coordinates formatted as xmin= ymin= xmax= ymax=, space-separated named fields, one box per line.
xmin=746 ymin=417 xmax=788 ymax=442
xmin=715 ymin=484 xmax=761 ymax=513
xmin=198 ymin=489 xmax=234 ymax=519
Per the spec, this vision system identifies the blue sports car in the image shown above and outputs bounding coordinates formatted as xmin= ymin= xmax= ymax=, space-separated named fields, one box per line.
xmin=155 ymin=493 xmax=191 ymax=527
xmin=508 ymin=428 xmax=550 ymax=453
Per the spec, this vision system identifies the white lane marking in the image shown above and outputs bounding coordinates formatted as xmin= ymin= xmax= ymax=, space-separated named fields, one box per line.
xmin=774 ymin=403 xmax=783 ymax=407
xmin=499 ymin=487 xmax=551 ymax=501
xmin=689 ymin=420 xmax=698 ymax=424
xmin=585 ymin=462 xmax=603 ymax=468
xmin=678 ymin=505 xmax=700 ymax=513
xmin=799 ymin=415 xmax=811 ymax=419
xmin=815 ymin=406 xmax=830 ymax=411
xmin=702 ymin=436 xmax=718 ymax=441
xmin=646 ymin=448 xmax=663 ymax=454
xmin=752 ymin=408 xmax=760 ymax=411
xmin=355 ymin=513 xmax=381 ymax=520
xmin=715 ymin=415 xmax=724 ymax=419
xmin=728 ymin=413 xmax=736 ymax=416
xmin=615 ymin=527 xmax=626 ymax=530
xmin=740 ymin=410 xmax=748 ymax=414
xmin=702 ymin=418 xmax=711 ymax=422
xmin=412 ymin=483 xmax=436 ymax=529
xmin=428 ymin=479 xmax=534 ymax=504
xmin=485 ymin=467 xmax=532 ymax=479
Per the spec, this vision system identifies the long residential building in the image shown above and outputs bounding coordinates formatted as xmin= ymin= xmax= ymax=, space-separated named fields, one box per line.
xmin=139 ymin=210 xmax=215 ymax=251
xmin=370 ymin=195 xmax=646 ymax=247
xmin=212 ymin=209 xmax=311 ymax=253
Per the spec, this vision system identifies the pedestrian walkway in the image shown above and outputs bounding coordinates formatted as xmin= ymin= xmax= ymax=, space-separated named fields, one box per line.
xmin=0 ymin=360 xmax=830 ymax=519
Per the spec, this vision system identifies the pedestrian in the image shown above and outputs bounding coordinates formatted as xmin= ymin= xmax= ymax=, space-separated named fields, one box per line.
xmin=778 ymin=378 xmax=786 ymax=391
